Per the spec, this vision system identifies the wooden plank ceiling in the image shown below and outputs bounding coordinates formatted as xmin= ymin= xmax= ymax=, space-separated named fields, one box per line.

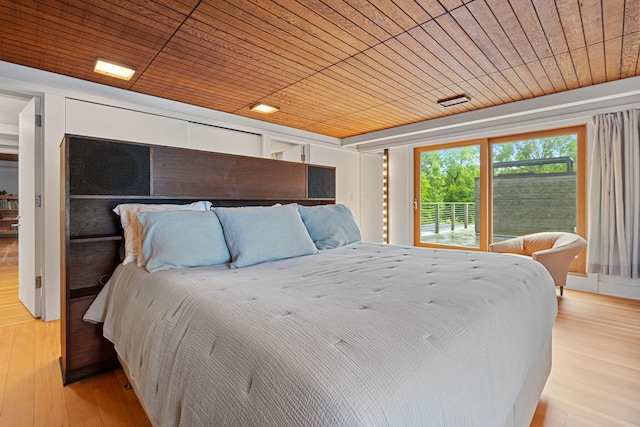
xmin=1 ymin=0 xmax=638 ymax=138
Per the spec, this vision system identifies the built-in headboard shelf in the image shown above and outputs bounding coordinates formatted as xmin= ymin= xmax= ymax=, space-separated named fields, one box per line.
xmin=61 ymin=135 xmax=336 ymax=384
xmin=67 ymin=136 xmax=335 ymax=200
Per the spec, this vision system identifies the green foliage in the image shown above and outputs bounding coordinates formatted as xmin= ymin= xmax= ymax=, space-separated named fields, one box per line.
xmin=420 ymin=135 xmax=578 ymax=203
xmin=420 ymin=146 xmax=479 ymax=203
xmin=492 ymin=135 xmax=577 ymax=175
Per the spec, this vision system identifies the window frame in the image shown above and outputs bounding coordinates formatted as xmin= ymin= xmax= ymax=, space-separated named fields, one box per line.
xmin=413 ymin=125 xmax=587 ymax=273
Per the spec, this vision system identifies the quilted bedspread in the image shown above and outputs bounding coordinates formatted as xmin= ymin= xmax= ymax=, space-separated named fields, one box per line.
xmin=92 ymin=242 xmax=557 ymax=426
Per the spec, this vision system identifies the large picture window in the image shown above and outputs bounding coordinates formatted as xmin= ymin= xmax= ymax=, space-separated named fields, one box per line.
xmin=414 ymin=125 xmax=586 ymax=272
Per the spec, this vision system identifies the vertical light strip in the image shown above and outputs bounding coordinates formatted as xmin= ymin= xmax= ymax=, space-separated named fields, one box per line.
xmin=383 ymin=149 xmax=389 ymax=244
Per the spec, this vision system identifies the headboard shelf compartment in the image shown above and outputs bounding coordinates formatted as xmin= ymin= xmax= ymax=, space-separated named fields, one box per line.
xmin=69 ymin=286 xmax=105 ymax=300
xmin=70 ymin=235 xmax=123 ymax=243
xmin=61 ymin=135 xmax=336 ymax=385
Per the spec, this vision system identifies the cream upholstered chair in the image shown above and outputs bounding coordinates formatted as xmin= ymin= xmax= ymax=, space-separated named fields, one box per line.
xmin=489 ymin=232 xmax=587 ymax=296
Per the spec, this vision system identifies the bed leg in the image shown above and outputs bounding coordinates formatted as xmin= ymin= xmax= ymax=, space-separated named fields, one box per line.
xmin=560 ymin=286 xmax=563 ymax=296
xmin=124 ymin=382 xmax=132 ymax=390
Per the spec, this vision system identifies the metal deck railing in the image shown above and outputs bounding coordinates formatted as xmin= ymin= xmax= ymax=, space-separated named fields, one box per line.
xmin=420 ymin=202 xmax=475 ymax=234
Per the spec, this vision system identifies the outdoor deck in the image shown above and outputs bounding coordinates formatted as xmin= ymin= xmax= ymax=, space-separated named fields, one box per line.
xmin=420 ymin=223 xmax=480 ymax=248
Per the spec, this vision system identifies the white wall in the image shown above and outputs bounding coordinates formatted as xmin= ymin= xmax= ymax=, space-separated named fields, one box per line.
xmin=387 ymin=146 xmax=413 ymax=246
xmin=66 ymin=99 xmax=189 ymax=148
xmin=189 ymin=123 xmax=261 ymax=156
xmin=0 ymin=160 xmax=18 ymax=194
xmin=42 ymin=93 xmax=65 ymax=321
xmin=268 ymin=140 xmax=307 ymax=162
xmin=0 ymin=95 xmax=29 ymax=156
xmin=66 ymin=100 xmax=265 ymax=157
xmin=359 ymin=152 xmax=384 ymax=243
xmin=0 ymin=136 xmax=18 ymax=155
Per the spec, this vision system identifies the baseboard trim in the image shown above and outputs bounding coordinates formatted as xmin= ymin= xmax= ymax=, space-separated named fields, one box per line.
xmin=566 ymin=273 xmax=640 ymax=300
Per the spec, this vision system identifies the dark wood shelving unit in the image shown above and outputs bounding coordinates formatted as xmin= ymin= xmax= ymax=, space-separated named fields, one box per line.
xmin=60 ymin=135 xmax=336 ymax=384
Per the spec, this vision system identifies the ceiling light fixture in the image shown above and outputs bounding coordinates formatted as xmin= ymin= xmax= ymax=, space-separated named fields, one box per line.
xmin=250 ymin=103 xmax=279 ymax=114
xmin=94 ymin=58 xmax=135 ymax=80
xmin=437 ymin=94 xmax=471 ymax=107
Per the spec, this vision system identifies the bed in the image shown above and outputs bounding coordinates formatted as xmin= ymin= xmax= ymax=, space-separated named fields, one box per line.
xmin=84 ymin=203 xmax=557 ymax=427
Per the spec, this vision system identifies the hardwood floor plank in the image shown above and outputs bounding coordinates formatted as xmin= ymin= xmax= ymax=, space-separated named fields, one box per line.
xmin=63 ymin=377 xmax=105 ymax=426
xmin=0 ymin=309 xmax=34 ymax=327
xmin=114 ymin=369 xmax=152 ymax=426
xmin=0 ymin=321 xmax=35 ymax=426
xmin=35 ymin=320 xmax=69 ymax=426
xmin=0 ymin=237 xmax=18 ymax=265
xmin=0 ymin=324 xmax=16 ymax=414
xmin=532 ymin=291 xmax=640 ymax=426
xmin=0 ymin=236 xmax=33 ymax=328
xmin=93 ymin=371 xmax=151 ymax=426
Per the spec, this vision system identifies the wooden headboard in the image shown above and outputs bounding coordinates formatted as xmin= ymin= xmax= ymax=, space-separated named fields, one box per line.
xmin=60 ymin=135 xmax=336 ymax=384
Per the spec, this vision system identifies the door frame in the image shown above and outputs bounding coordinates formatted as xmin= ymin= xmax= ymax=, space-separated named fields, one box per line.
xmin=1 ymin=89 xmax=44 ymax=317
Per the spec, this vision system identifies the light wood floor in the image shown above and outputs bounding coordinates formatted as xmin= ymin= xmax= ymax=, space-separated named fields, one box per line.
xmin=0 ymin=237 xmax=32 ymax=328
xmin=531 ymin=290 xmax=640 ymax=426
xmin=1 ymin=236 xmax=638 ymax=425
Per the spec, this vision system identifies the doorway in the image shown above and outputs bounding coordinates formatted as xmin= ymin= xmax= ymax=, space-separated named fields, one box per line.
xmin=413 ymin=125 xmax=587 ymax=273
xmin=0 ymin=152 xmax=21 ymax=326
xmin=0 ymin=91 xmax=38 ymax=323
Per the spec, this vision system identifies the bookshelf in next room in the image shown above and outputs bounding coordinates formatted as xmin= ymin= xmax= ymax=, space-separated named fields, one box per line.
xmin=0 ymin=195 xmax=18 ymax=235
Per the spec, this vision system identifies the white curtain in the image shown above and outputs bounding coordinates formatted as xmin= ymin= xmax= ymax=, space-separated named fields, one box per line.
xmin=588 ymin=109 xmax=640 ymax=279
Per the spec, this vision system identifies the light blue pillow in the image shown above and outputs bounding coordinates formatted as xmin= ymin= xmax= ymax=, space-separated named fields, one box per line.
xmin=214 ymin=204 xmax=317 ymax=268
xmin=298 ymin=204 xmax=361 ymax=249
xmin=136 ymin=210 xmax=230 ymax=273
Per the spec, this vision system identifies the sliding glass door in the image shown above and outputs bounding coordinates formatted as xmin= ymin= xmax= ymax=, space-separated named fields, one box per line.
xmin=414 ymin=126 xmax=586 ymax=271
xmin=414 ymin=141 xmax=487 ymax=249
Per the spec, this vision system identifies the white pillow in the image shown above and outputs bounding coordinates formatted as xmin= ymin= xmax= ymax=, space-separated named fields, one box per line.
xmin=113 ymin=201 xmax=212 ymax=266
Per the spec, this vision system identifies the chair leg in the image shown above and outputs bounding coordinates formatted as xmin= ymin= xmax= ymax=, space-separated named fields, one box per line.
xmin=560 ymin=286 xmax=564 ymax=296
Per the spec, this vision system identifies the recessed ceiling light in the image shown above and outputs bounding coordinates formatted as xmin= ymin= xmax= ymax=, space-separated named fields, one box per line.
xmin=250 ymin=103 xmax=279 ymax=114
xmin=437 ymin=95 xmax=471 ymax=107
xmin=94 ymin=58 xmax=135 ymax=80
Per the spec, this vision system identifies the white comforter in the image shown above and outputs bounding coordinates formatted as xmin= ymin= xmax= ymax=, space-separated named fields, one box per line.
xmin=93 ymin=242 xmax=557 ymax=427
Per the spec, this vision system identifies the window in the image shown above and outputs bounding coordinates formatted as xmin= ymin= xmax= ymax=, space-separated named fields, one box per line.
xmin=414 ymin=126 xmax=586 ymax=272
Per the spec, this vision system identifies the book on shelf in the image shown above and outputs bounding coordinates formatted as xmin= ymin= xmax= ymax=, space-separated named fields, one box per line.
xmin=1 ymin=199 xmax=18 ymax=209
